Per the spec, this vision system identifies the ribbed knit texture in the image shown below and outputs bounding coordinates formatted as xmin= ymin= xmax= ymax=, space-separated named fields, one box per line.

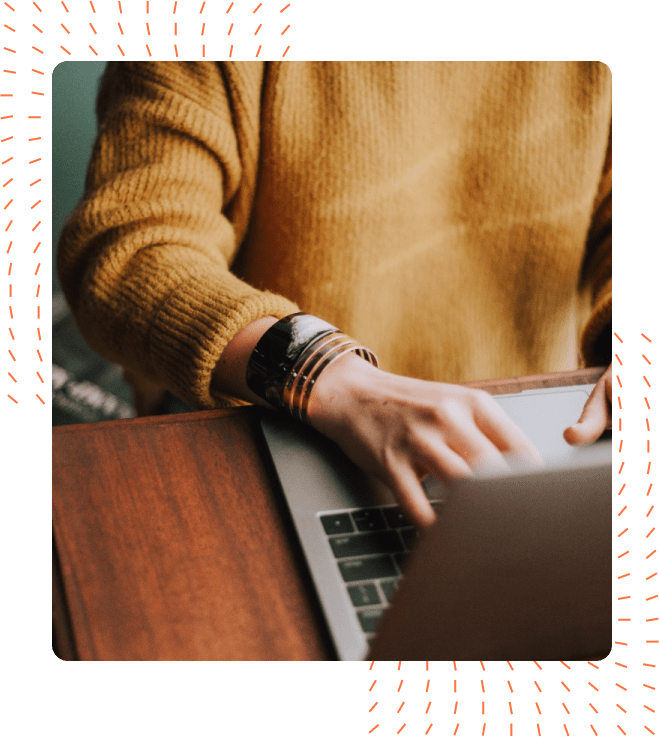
xmin=58 ymin=61 xmax=612 ymax=409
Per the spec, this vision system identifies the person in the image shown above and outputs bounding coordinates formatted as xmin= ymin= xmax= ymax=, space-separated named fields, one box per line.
xmin=58 ymin=61 xmax=612 ymax=528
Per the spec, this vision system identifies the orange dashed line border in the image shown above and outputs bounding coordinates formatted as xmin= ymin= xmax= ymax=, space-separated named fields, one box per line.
xmin=3 ymin=7 xmax=656 ymax=735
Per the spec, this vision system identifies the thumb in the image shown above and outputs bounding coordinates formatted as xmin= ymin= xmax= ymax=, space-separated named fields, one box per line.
xmin=563 ymin=380 xmax=608 ymax=446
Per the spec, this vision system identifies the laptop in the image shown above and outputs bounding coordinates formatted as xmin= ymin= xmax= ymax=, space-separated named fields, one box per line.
xmin=259 ymin=383 xmax=612 ymax=660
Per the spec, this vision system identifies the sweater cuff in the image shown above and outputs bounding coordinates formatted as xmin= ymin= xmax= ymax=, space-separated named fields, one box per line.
xmin=149 ymin=270 xmax=299 ymax=409
xmin=580 ymin=278 xmax=612 ymax=367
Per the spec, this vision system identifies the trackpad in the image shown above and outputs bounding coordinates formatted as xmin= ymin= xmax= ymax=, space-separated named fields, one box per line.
xmin=494 ymin=390 xmax=591 ymax=461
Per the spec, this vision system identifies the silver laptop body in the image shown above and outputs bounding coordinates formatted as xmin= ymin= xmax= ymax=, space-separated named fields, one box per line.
xmin=260 ymin=384 xmax=612 ymax=660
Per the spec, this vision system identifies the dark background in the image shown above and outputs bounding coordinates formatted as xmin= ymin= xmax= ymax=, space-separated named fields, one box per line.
xmin=53 ymin=62 xmax=198 ymax=425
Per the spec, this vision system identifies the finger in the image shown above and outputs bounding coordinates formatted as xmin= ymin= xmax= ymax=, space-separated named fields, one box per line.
xmin=440 ymin=422 xmax=512 ymax=476
xmin=412 ymin=431 xmax=475 ymax=481
xmin=459 ymin=438 xmax=510 ymax=474
xmin=471 ymin=393 xmax=544 ymax=467
xmin=603 ymin=370 xmax=613 ymax=429
xmin=563 ymin=379 xmax=609 ymax=445
xmin=417 ymin=433 xmax=510 ymax=481
xmin=386 ymin=463 xmax=437 ymax=530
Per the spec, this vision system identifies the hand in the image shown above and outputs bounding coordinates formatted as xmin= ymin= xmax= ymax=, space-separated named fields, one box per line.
xmin=307 ymin=354 xmax=543 ymax=529
xmin=563 ymin=363 xmax=613 ymax=445
xmin=213 ymin=316 xmax=543 ymax=529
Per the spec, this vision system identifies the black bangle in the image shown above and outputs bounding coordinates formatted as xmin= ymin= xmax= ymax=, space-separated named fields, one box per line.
xmin=246 ymin=313 xmax=339 ymax=408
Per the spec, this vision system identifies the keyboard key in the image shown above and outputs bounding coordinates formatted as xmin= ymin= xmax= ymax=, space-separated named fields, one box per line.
xmin=320 ymin=513 xmax=354 ymax=535
xmin=351 ymin=508 xmax=386 ymax=531
xmin=357 ymin=608 xmax=384 ymax=633
xmin=400 ymin=527 xmax=418 ymax=550
xmin=329 ymin=531 xmax=403 ymax=559
xmin=382 ymin=506 xmax=411 ymax=528
xmin=347 ymin=582 xmax=381 ymax=607
xmin=393 ymin=552 xmax=408 ymax=572
xmin=339 ymin=556 xmax=397 ymax=582
xmin=379 ymin=579 xmax=397 ymax=603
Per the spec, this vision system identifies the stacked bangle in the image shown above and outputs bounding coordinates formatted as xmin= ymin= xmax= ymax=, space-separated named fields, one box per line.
xmin=246 ymin=313 xmax=378 ymax=422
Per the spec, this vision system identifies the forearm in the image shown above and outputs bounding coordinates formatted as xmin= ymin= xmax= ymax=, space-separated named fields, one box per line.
xmin=216 ymin=313 xmax=548 ymax=529
xmin=211 ymin=316 xmax=278 ymax=406
xmin=212 ymin=315 xmax=370 ymax=411
xmin=58 ymin=61 xmax=297 ymax=408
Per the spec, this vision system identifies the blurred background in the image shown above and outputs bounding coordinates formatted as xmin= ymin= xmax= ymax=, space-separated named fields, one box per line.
xmin=52 ymin=61 xmax=136 ymax=426
xmin=52 ymin=63 xmax=193 ymax=662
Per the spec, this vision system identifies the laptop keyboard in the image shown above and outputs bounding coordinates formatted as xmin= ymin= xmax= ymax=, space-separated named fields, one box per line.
xmin=320 ymin=502 xmax=442 ymax=638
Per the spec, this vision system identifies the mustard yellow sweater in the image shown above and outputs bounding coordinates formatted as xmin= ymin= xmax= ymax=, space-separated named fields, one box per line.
xmin=58 ymin=62 xmax=612 ymax=409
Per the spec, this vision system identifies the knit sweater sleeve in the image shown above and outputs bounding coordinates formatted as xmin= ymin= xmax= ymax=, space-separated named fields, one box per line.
xmin=579 ymin=123 xmax=612 ymax=367
xmin=57 ymin=61 xmax=298 ymax=409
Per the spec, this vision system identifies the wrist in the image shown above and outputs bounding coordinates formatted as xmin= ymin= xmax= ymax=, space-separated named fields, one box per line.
xmin=243 ymin=312 xmax=378 ymax=422
xmin=212 ymin=316 xmax=278 ymax=406
xmin=307 ymin=351 xmax=382 ymax=434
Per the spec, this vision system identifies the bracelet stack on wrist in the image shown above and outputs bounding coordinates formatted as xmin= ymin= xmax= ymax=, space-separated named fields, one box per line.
xmin=246 ymin=312 xmax=378 ymax=422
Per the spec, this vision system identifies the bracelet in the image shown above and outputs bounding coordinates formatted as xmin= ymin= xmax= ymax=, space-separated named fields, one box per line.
xmin=291 ymin=334 xmax=370 ymax=423
xmin=246 ymin=313 xmax=338 ymax=408
xmin=246 ymin=313 xmax=378 ymax=419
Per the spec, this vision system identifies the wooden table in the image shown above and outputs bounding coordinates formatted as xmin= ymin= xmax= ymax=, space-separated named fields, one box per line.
xmin=52 ymin=367 xmax=605 ymax=660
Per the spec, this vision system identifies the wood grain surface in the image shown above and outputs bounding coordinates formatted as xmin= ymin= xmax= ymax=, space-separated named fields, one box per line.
xmin=463 ymin=366 xmax=605 ymax=394
xmin=53 ymin=368 xmax=606 ymax=660
xmin=53 ymin=407 xmax=333 ymax=660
